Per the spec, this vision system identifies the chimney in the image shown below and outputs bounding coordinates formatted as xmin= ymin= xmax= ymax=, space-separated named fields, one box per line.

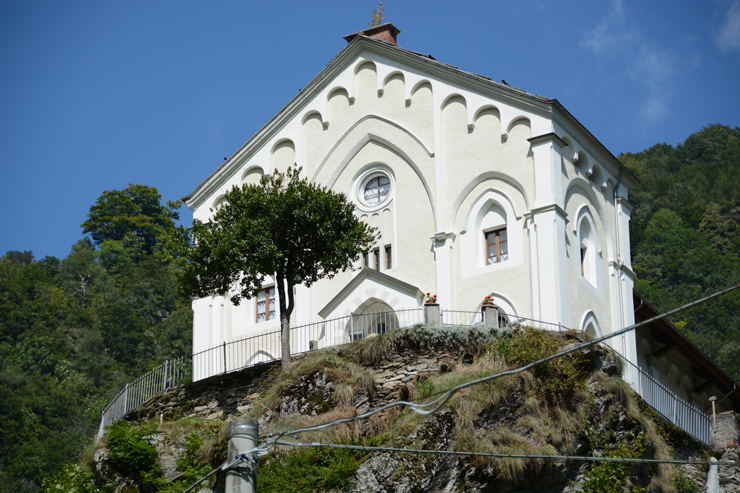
xmin=343 ymin=23 xmax=401 ymax=46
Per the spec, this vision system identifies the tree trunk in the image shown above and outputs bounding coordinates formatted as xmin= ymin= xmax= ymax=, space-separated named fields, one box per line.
xmin=276 ymin=272 xmax=294 ymax=371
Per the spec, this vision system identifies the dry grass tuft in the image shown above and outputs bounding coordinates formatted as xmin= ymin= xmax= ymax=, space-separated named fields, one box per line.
xmin=335 ymin=384 xmax=355 ymax=408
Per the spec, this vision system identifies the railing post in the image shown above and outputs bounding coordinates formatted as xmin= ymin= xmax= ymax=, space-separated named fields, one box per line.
xmin=98 ymin=410 xmax=106 ymax=439
xmin=673 ymin=395 xmax=677 ymax=424
xmin=350 ymin=312 xmax=354 ymax=340
xmin=123 ymin=384 xmax=129 ymax=414
xmin=162 ymin=360 xmax=169 ymax=392
xmin=424 ymin=303 xmax=440 ymax=326
xmin=484 ymin=306 xmax=498 ymax=329
xmin=223 ymin=341 xmax=227 ymax=375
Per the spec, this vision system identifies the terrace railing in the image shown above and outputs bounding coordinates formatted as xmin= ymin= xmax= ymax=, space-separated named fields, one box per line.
xmin=98 ymin=307 xmax=711 ymax=445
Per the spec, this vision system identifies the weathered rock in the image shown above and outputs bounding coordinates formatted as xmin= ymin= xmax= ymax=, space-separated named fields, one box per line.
xmin=280 ymin=371 xmax=335 ymax=416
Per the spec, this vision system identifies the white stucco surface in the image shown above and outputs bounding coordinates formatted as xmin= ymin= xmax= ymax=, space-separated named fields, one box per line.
xmin=185 ymin=30 xmax=639 ymax=381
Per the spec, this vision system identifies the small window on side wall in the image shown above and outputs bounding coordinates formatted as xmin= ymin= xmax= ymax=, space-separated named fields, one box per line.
xmin=256 ymin=287 xmax=276 ymax=323
xmin=485 ymin=228 xmax=508 ymax=265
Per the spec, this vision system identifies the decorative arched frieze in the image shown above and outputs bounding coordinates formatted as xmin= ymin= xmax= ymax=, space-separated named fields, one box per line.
xmin=408 ymin=79 xmax=433 ymax=105
xmin=240 ymin=166 xmax=265 ymax=186
xmin=302 ymin=110 xmax=327 ymax=128
xmin=471 ymin=104 xmax=502 ymax=132
xmin=381 ymin=70 xmax=405 ymax=94
xmin=504 ymin=115 xmax=532 ymax=140
xmin=327 ymin=86 xmax=353 ymax=104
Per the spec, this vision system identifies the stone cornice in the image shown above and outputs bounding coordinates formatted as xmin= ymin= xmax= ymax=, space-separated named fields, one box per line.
xmin=609 ymin=260 xmax=636 ymax=278
xmin=431 ymin=231 xmax=456 ymax=242
xmin=528 ymin=203 xmax=568 ymax=219
xmin=617 ymin=196 xmax=634 ymax=212
xmin=527 ymin=132 xmax=567 ymax=149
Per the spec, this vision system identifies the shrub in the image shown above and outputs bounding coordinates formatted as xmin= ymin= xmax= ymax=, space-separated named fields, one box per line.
xmin=492 ymin=327 xmax=589 ymax=405
xmin=258 ymin=436 xmax=387 ymax=493
xmin=105 ymin=421 xmax=160 ymax=476
xmin=581 ymin=427 xmax=647 ymax=493
xmin=40 ymin=464 xmax=106 ymax=493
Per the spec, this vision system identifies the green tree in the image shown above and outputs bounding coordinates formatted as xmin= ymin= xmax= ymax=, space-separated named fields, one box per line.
xmin=81 ymin=184 xmax=181 ymax=253
xmin=180 ymin=167 xmax=376 ymax=370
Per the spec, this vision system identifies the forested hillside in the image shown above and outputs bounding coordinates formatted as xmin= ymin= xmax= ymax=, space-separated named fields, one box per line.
xmin=0 ymin=186 xmax=192 ymax=492
xmin=622 ymin=124 xmax=740 ymax=379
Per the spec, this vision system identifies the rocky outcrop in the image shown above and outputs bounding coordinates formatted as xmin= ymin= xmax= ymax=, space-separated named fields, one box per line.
xmin=98 ymin=339 xmax=735 ymax=493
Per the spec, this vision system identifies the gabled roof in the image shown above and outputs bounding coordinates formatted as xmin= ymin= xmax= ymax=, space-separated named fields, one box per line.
xmin=182 ymin=31 xmax=638 ymax=205
xmin=633 ymin=290 xmax=740 ymax=411
xmin=318 ymin=268 xmax=423 ymax=319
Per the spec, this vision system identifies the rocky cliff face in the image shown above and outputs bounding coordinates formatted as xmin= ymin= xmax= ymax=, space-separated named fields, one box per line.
xmin=92 ymin=327 xmax=739 ymax=493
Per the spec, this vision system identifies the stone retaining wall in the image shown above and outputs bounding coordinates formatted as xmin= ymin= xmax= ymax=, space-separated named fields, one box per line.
xmin=124 ymin=347 xmax=461 ymax=424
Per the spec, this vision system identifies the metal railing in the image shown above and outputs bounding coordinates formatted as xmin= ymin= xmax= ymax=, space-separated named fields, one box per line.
xmin=441 ymin=310 xmax=484 ymax=326
xmin=98 ymin=356 xmax=191 ymax=438
xmin=623 ymin=357 xmax=710 ymax=444
xmin=98 ymin=307 xmax=711 ymax=445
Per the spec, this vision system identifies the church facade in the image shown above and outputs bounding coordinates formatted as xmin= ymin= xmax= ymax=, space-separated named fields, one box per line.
xmin=183 ymin=24 xmax=639 ymax=381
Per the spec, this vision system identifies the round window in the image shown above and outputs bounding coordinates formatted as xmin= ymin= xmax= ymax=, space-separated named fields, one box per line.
xmin=363 ymin=175 xmax=391 ymax=205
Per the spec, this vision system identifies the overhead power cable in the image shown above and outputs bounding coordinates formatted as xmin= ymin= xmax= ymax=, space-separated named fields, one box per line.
xmin=265 ymin=283 xmax=740 ymax=450
xmin=275 ymin=439 xmax=739 ymax=467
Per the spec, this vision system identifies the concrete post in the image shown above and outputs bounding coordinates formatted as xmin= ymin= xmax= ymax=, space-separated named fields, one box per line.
xmin=225 ymin=416 xmax=258 ymax=493
xmin=483 ymin=305 xmax=498 ymax=328
xmin=424 ymin=303 xmax=440 ymax=326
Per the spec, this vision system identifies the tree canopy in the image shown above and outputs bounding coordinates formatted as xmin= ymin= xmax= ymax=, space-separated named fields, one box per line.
xmin=81 ymin=184 xmax=181 ymax=253
xmin=1 ymin=185 xmax=191 ymax=492
xmin=180 ymin=166 xmax=376 ymax=369
xmin=622 ymin=124 xmax=740 ymax=378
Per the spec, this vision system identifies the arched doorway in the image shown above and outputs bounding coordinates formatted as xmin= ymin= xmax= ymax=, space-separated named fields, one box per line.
xmin=345 ymin=299 xmax=400 ymax=341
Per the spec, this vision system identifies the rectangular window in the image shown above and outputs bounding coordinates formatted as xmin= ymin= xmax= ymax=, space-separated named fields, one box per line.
xmin=362 ymin=248 xmax=380 ymax=270
xmin=256 ymin=287 xmax=276 ymax=323
xmin=485 ymin=228 xmax=508 ymax=265
xmin=385 ymin=245 xmax=392 ymax=269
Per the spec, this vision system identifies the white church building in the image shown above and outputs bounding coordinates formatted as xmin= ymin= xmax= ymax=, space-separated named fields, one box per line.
xmin=181 ymin=25 xmax=739 ymax=427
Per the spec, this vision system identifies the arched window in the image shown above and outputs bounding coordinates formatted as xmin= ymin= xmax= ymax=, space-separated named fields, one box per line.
xmin=576 ymin=208 xmax=599 ymax=288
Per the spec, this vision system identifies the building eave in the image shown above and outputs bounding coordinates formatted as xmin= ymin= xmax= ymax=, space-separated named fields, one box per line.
xmin=633 ymin=290 xmax=740 ymax=410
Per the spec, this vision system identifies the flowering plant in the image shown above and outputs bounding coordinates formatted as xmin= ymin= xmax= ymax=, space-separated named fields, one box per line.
xmin=425 ymin=292 xmax=438 ymax=303
xmin=482 ymin=295 xmax=495 ymax=305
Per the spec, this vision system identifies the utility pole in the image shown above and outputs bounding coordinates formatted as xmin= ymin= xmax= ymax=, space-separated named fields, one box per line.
xmin=225 ymin=416 xmax=259 ymax=493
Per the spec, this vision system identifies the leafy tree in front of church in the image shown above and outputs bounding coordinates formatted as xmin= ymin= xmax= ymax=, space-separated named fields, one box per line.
xmin=179 ymin=166 xmax=377 ymax=370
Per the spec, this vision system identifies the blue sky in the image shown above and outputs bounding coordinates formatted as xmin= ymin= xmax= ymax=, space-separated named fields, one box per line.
xmin=1 ymin=0 xmax=739 ymax=260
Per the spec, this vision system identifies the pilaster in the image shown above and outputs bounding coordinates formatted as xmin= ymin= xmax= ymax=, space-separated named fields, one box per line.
xmin=432 ymin=232 xmax=455 ymax=310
